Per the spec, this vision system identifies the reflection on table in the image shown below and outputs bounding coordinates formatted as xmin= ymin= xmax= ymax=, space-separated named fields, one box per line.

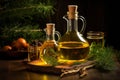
xmin=0 ymin=59 xmax=59 ymax=80
xmin=0 ymin=59 xmax=120 ymax=80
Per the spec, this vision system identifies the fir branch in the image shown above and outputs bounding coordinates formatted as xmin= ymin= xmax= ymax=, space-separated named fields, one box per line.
xmin=0 ymin=4 xmax=54 ymax=13
xmin=0 ymin=0 xmax=56 ymax=27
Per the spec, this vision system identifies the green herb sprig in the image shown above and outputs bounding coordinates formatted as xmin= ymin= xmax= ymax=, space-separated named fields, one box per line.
xmin=88 ymin=42 xmax=116 ymax=71
xmin=42 ymin=47 xmax=58 ymax=66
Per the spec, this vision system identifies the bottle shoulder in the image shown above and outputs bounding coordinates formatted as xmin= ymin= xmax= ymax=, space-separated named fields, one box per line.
xmin=58 ymin=31 xmax=88 ymax=43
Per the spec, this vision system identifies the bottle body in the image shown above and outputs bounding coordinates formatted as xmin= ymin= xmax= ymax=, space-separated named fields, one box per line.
xmin=40 ymin=40 xmax=58 ymax=54
xmin=58 ymin=31 xmax=89 ymax=61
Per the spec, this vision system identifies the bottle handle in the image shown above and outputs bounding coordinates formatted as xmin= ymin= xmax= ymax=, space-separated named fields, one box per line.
xmin=78 ymin=16 xmax=86 ymax=34
xmin=55 ymin=31 xmax=61 ymax=42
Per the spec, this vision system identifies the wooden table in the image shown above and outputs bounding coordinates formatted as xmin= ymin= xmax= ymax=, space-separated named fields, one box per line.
xmin=0 ymin=59 xmax=59 ymax=80
xmin=0 ymin=59 xmax=120 ymax=80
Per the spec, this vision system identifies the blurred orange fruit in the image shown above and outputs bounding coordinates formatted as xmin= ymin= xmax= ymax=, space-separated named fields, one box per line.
xmin=24 ymin=43 xmax=30 ymax=49
xmin=17 ymin=38 xmax=27 ymax=47
xmin=11 ymin=38 xmax=28 ymax=49
xmin=2 ymin=45 xmax=12 ymax=51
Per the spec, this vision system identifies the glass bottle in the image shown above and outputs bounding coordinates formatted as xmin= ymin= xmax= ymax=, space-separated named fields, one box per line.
xmin=58 ymin=5 xmax=90 ymax=63
xmin=40 ymin=23 xmax=61 ymax=63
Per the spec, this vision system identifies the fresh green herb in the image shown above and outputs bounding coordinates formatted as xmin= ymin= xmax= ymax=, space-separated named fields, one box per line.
xmin=88 ymin=42 xmax=116 ymax=71
xmin=42 ymin=47 xmax=58 ymax=66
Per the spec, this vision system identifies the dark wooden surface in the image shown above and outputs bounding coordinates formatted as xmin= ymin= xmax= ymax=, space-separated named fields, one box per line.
xmin=60 ymin=63 xmax=120 ymax=80
xmin=0 ymin=59 xmax=59 ymax=80
xmin=0 ymin=59 xmax=120 ymax=80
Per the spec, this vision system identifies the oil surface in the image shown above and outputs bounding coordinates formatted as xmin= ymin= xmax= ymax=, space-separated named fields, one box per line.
xmin=58 ymin=41 xmax=89 ymax=60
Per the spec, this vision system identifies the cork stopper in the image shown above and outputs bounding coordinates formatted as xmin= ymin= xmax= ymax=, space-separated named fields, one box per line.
xmin=68 ymin=5 xmax=78 ymax=19
xmin=46 ymin=23 xmax=55 ymax=35
xmin=68 ymin=5 xmax=78 ymax=13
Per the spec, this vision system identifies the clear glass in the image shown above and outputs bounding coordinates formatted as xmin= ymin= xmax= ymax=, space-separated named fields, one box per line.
xmin=28 ymin=45 xmax=41 ymax=61
xmin=40 ymin=23 xmax=61 ymax=63
xmin=87 ymin=31 xmax=104 ymax=47
xmin=58 ymin=5 xmax=89 ymax=63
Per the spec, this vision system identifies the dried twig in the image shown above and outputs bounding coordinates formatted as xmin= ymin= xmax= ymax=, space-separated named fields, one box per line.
xmin=60 ymin=61 xmax=95 ymax=78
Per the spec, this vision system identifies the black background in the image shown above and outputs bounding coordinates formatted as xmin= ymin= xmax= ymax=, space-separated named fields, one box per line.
xmin=53 ymin=0 xmax=120 ymax=50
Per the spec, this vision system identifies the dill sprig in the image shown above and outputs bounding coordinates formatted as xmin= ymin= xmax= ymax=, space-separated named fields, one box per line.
xmin=88 ymin=42 xmax=116 ymax=71
xmin=42 ymin=47 xmax=58 ymax=66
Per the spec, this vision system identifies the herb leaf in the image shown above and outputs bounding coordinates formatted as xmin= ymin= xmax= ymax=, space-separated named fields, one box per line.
xmin=42 ymin=47 xmax=58 ymax=66
xmin=88 ymin=42 xmax=115 ymax=71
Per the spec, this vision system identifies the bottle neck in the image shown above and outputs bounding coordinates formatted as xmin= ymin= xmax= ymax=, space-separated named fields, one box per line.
xmin=46 ymin=33 xmax=55 ymax=41
xmin=46 ymin=29 xmax=55 ymax=41
xmin=67 ymin=12 xmax=78 ymax=32
xmin=67 ymin=18 xmax=78 ymax=32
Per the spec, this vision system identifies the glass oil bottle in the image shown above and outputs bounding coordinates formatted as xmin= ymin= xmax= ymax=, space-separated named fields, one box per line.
xmin=58 ymin=5 xmax=90 ymax=63
xmin=40 ymin=23 xmax=61 ymax=63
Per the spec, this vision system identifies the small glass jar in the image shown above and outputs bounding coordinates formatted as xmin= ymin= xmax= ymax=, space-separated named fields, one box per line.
xmin=87 ymin=31 xmax=104 ymax=47
xmin=27 ymin=40 xmax=41 ymax=62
